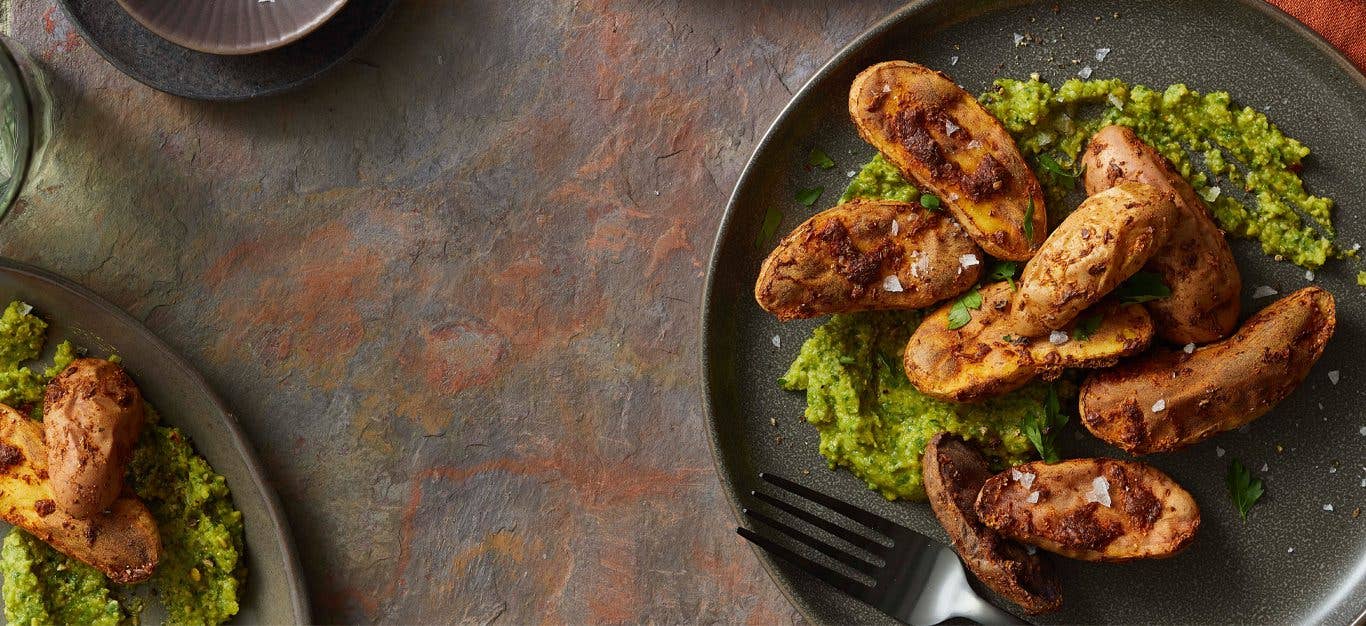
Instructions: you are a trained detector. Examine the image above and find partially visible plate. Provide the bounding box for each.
[114,0,348,56]
[702,0,1366,623]
[0,258,309,624]
[56,0,393,101]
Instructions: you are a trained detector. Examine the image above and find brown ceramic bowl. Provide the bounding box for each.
[114,0,348,56]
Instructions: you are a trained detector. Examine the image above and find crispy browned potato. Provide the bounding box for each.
[1080,286,1335,454]
[44,358,147,518]
[1083,125,1241,344]
[0,403,159,583]
[923,434,1062,614]
[755,199,982,320]
[1012,182,1176,335]
[849,61,1046,260]
[975,458,1200,562]
[904,283,1154,402]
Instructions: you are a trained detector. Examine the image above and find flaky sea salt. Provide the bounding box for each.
[1252,285,1278,299]
[1085,476,1111,507]
[1107,93,1124,110]
[1200,186,1221,202]
[1078,66,1093,79]
[882,275,904,292]
[1216,447,1226,458]
[1359,426,1365,436]
[891,219,899,236]
[959,253,980,268]
[1183,343,1196,354]
[771,335,781,348]
[1261,463,1269,472]
[1329,370,1340,385]
[1049,330,1069,345]
[945,119,960,135]
[950,55,959,65]
[846,170,856,178]
[1324,504,1335,512]
[1026,491,1040,504]
[1306,270,1315,281]
[1152,399,1166,413]
[1013,33,1024,46]
[910,253,930,278]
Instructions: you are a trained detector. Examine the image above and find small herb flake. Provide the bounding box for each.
[796,186,824,207]
[1037,153,1076,190]
[1115,271,1172,303]
[807,148,835,170]
[754,207,783,251]
[988,260,1019,290]
[947,300,971,330]
[1227,459,1265,520]
[960,285,983,310]
[920,193,942,210]
[1023,198,1036,242]
[1073,314,1104,341]
[1023,384,1067,463]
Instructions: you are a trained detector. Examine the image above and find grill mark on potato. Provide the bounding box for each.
[34,499,54,516]
[895,109,951,178]
[816,219,903,289]
[1056,503,1125,551]
[961,153,1009,200]
[0,443,23,470]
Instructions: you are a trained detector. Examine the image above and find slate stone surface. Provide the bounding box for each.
[0,0,901,621]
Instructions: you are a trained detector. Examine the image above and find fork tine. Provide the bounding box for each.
[743,507,881,576]
[751,490,889,555]
[760,472,902,535]
[736,527,872,598]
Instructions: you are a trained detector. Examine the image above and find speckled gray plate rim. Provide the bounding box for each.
[56,0,394,101]
[0,257,310,624]
[701,1,1366,624]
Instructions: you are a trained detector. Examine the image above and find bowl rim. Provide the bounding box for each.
[112,0,349,56]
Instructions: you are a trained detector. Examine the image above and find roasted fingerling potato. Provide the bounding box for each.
[923,434,1063,614]
[975,458,1200,562]
[755,199,982,320]
[0,403,160,584]
[44,358,147,518]
[904,283,1154,402]
[849,62,1046,260]
[1080,286,1335,455]
[1083,125,1241,344]
[1012,182,1176,335]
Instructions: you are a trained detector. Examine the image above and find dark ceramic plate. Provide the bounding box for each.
[56,0,393,101]
[702,0,1366,623]
[0,259,308,623]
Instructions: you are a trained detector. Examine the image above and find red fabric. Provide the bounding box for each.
[1269,0,1366,71]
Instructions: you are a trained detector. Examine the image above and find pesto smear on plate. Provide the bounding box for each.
[0,301,245,625]
[786,76,1342,499]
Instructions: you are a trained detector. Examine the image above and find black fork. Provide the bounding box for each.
[737,472,1026,625]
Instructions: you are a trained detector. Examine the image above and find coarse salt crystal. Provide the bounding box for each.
[950,55,959,65]
[846,170,856,178]
[1261,463,1269,472]
[1200,186,1221,202]
[1095,48,1111,61]
[966,139,982,149]
[1361,478,1365,487]
[959,253,980,268]
[1216,447,1225,458]
[1183,343,1196,354]
[1252,285,1278,299]
[1288,547,1294,553]
[1306,270,1315,281]
[1012,468,1024,481]
[1324,504,1334,512]
[1021,472,1035,488]
[882,83,892,93]
[1049,330,1069,345]
[771,335,781,348]
[910,254,930,278]
[1328,370,1340,385]
[1026,491,1040,503]
[1353,243,1362,252]
[16,303,31,315]
[1107,93,1124,110]
[945,119,960,135]
[1078,66,1093,79]
[1013,33,1024,46]
[882,275,904,292]
[891,219,900,236]
[1328,466,1337,474]
[1359,426,1366,436]
[1152,399,1166,413]
[1085,476,1111,507]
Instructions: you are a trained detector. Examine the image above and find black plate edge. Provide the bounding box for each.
[698,1,1366,625]
[0,257,311,624]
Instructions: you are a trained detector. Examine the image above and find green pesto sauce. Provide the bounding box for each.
[979,76,1338,268]
[781,311,1048,500]
[0,301,244,626]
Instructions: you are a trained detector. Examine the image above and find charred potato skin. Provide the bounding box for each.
[755,199,982,320]
[1012,182,1177,335]
[849,61,1046,260]
[1080,286,1336,455]
[0,403,160,584]
[44,358,147,518]
[1083,125,1241,344]
[904,282,1154,402]
[923,434,1062,614]
[975,458,1200,562]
